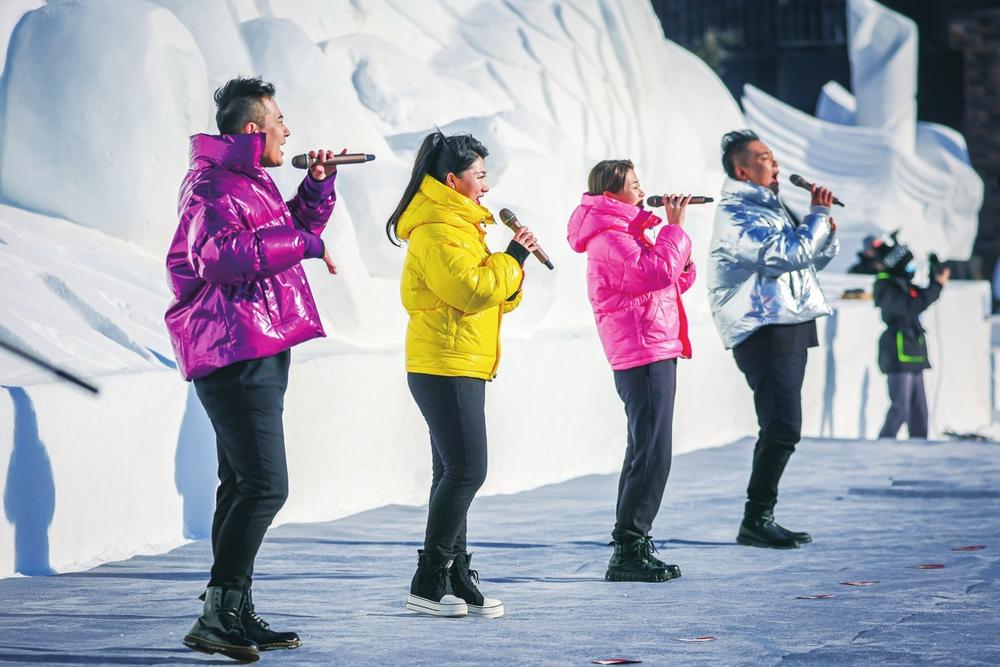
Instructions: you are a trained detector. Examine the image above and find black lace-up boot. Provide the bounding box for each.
[405,549,468,617]
[638,537,682,579]
[183,587,259,663]
[241,588,301,651]
[605,539,672,583]
[450,552,504,618]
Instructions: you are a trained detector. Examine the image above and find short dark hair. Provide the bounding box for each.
[720,129,760,178]
[587,159,634,196]
[214,76,276,135]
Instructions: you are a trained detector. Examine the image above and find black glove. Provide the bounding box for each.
[505,239,530,266]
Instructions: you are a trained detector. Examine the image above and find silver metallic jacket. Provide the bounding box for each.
[707,178,839,349]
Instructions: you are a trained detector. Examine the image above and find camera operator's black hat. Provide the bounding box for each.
[873,233,914,278]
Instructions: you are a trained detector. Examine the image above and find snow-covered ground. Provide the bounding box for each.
[0,435,997,665]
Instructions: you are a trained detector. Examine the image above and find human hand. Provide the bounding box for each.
[663,194,692,226]
[309,148,347,181]
[512,226,539,253]
[811,185,834,208]
[935,266,951,285]
[322,246,337,275]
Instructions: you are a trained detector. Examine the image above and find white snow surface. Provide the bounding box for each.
[743,0,984,271]
[0,436,998,664]
[0,0,990,577]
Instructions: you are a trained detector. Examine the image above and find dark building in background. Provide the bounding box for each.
[652,0,1000,278]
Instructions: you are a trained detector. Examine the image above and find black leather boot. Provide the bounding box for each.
[405,549,468,617]
[737,510,800,549]
[183,587,260,663]
[773,521,812,544]
[241,588,301,651]
[605,540,672,582]
[450,552,504,618]
[638,537,682,579]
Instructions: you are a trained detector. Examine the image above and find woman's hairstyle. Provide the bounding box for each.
[720,129,760,178]
[385,131,489,245]
[587,159,634,196]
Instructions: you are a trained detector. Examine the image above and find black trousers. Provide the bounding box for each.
[879,371,928,438]
[734,350,807,516]
[407,373,488,562]
[611,359,677,543]
[193,350,291,592]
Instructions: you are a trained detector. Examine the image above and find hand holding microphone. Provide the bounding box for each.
[291,150,376,181]
[789,174,845,207]
[499,208,554,270]
[648,194,695,227]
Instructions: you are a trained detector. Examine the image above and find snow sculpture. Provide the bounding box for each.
[742,0,982,270]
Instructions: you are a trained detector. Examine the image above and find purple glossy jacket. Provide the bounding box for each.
[567,193,695,371]
[165,133,336,380]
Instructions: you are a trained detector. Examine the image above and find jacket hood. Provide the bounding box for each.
[397,174,495,241]
[188,132,265,173]
[567,192,659,252]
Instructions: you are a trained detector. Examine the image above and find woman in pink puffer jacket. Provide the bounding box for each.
[566,159,694,584]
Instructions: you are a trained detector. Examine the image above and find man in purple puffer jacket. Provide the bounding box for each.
[165,76,339,662]
[568,159,694,584]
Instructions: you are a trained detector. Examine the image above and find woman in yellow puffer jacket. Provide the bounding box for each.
[386,131,538,619]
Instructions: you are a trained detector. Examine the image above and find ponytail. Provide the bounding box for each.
[385,130,489,245]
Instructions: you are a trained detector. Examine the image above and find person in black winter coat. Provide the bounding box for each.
[873,239,950,438]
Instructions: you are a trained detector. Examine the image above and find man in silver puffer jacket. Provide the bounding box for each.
[707,130,839,549]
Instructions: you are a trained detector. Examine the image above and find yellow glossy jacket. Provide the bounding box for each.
[397,175,524,380]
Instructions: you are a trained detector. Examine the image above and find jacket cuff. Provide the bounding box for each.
[301,232,325,259]
[505,240,531,265]
[301,170,337,201]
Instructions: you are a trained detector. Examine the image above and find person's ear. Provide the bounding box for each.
[241,121,259,135]
[445,172,458,190]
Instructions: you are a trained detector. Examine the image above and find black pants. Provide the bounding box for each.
[193,350,291,592]
[611,359,677,543]
[407,373,488,561]
[879,371,928,438]
[734,350,807,517]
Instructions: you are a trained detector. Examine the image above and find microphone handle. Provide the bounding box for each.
[291,153,375,169]
[647,195,714,206]
[793,177,845,207]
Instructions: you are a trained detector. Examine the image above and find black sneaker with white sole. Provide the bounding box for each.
[405,550,468,617]
[450,552,504,618]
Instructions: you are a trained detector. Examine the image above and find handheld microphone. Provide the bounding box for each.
[646,195,713,207]
[290,152,376,169]
[789,174,845,207]
[498,208,554,270]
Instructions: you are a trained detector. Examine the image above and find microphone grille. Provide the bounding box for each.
[498,208,517,228]
[645,195,662,207]
[291,154,309,169]
[789,174,807,187]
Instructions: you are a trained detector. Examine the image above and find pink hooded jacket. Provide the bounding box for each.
[567,193,695,370]
[165,133,335,380]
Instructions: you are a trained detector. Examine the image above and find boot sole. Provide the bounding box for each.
[405,594,468,617]
[183,634,260,663]
[467,601,504,618]
[605,569,672,583]
[258,638,302,651]
[736,535,800,549]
